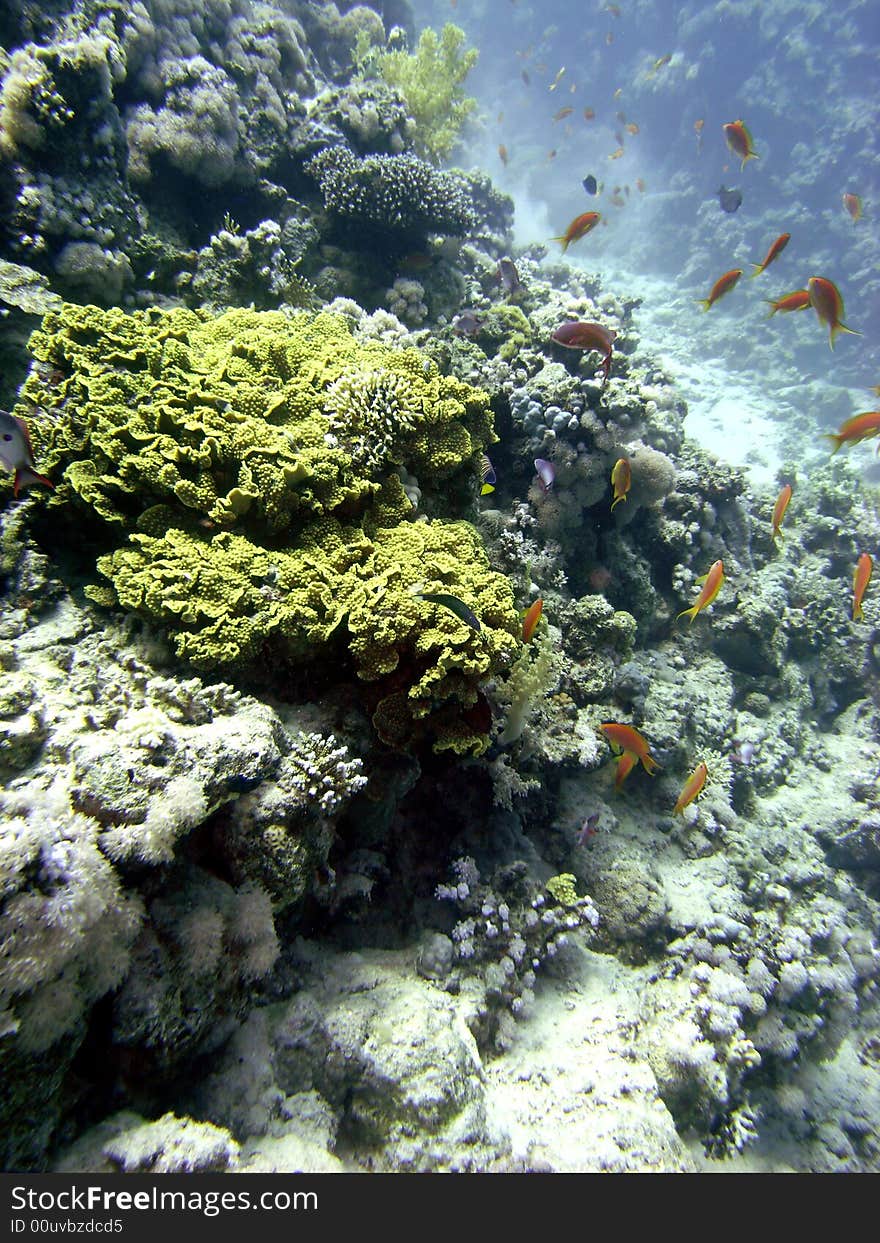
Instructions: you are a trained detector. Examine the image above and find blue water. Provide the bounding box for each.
[422,0,879,388]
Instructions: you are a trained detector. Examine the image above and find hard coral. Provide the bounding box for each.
[20,302,515,752]
[306,145,477,237]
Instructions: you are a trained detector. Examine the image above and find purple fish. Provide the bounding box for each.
[534,458,555,491]
[577,812,600,845]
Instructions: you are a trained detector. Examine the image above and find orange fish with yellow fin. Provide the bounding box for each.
[676,559,725,624]
[674,761,708,815]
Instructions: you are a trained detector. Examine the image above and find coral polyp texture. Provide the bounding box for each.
[18,302,517,752]
[306,146,478,237]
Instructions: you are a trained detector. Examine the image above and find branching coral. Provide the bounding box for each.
[306,146,477,237]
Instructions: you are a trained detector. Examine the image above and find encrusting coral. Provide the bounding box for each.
[17,302,519,752]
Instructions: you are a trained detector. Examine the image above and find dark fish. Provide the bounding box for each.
[717,185,743,213]
[497,257,522,295]
[418,592,482,632]
[452,309,482,336]
[583,173,598,195]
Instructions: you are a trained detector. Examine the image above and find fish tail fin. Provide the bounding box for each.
[610,494,625,511]
[642,755,661,776]
[749,264,764,278]
[854,602,864,622]
[551,235,568,251]
[13,467,53,498]
[764,302,779,316]
[698,298,711,311]
[825,433,843,454]
[675,605,698,624]
[831,321,862,347]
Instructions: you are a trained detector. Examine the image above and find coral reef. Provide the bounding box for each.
[307,146,477,238]
[361,22,478,164]
[13,302,516,751]
[431,855,599,1051]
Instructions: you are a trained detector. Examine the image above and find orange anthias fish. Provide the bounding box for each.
[723,119,759,170]
[583,107,595,121]
[808,276,862,349]
[825,410,880,454]
[610,457,631,510]
[853,553,873,621]
[551,320,616,385]
[613,749,638,790]
[674,761,708,814]
[554,106,574,121]
[766,288,810,316]
[498,144,509,165]
[699,269,743,310]
[750,232,790,277]
[771,483,793,541]
[842,192,862,222]
[552,211,601,251]
[600,723,661,778]
[522,598,543,642]
[676,559,725,624]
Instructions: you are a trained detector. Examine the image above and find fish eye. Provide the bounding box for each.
[2,434,12,441]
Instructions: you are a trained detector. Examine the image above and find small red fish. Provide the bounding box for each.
[750,232,791,278]
[550,321,616,385]
[825,411,880,454]
[522,598,543,642]
[610,457,631,510]
[808,276,862,349]
[676,559,725,624]
[498,143,509,165]
[700,269,743,310]
[765,288,810,316]
[553,106,574,121]
[842,192,862,222]
[723,119,759,170]
[614,749,638,790]
[853,553,873,621]
[625,122,639,135]
[552,211,600,252]
[674,761,708,814]
[771,483,792,542]
[608,146,624,160]
[583,107,595,121]
[600,723,661,776]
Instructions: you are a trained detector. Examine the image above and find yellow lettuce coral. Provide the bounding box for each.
[17,303,514,753]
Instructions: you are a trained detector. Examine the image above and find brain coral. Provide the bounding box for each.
[18,303,516,752]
